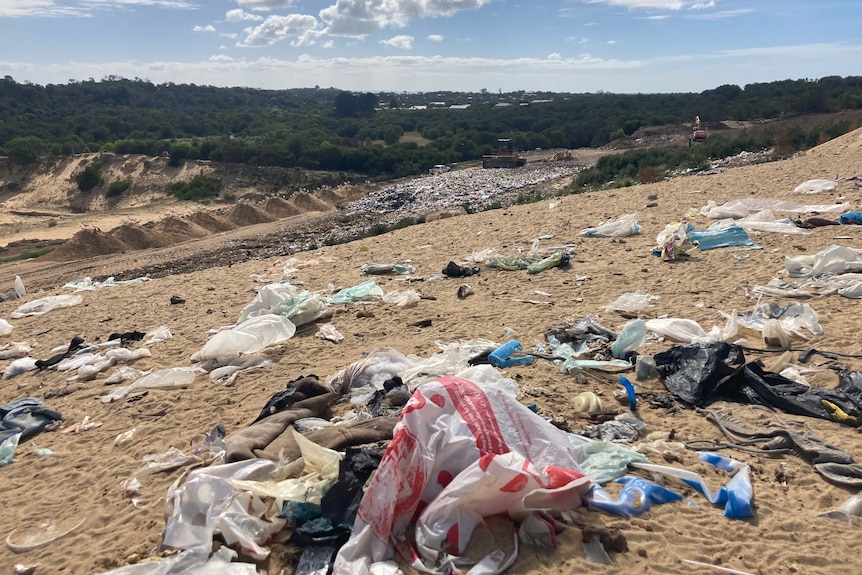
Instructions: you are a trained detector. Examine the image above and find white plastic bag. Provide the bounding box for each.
[794,179,836,194]
[333,376,591,575]
[101,367,199,403]
[11,294,83,318]
[645,315,738,344]
[579,213,641,238]
[0,318,12,336]
[191,314,296,362]
[382,289,421,308]
[239,283,328,327]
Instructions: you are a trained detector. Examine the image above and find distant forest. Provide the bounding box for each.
[2,75,861,180]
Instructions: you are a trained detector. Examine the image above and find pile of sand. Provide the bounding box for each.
[224,203,278,227]
[46,228,131,260]
[185,211,238,233]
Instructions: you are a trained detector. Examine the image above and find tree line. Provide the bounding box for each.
[2,75,861,180]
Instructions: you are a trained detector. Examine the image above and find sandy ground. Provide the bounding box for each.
[1,130,862,575]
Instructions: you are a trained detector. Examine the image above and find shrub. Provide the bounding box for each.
[167,175,222,201]
[106,179,132,198]
[75,164,104,192]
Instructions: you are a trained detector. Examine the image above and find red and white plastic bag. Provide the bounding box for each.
[334,375,591,575]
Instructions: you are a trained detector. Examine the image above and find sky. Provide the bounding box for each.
[1,0,861,94]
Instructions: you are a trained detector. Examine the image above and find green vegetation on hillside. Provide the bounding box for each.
[2,75,861,181]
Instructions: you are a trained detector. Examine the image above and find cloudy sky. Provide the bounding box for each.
[1,0,860,93]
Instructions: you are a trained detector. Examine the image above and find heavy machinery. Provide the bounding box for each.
[690,115,709,145]
[482,138,527,169]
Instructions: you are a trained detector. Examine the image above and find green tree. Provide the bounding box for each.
[5,136,44,164]
[75,164,104,192]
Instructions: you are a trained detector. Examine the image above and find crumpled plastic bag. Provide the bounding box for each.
[11,294,83,318]
[327,279,384,305]
[239,283,329,327]
[333,375,591,575]
[162,458,280,560]
[94,547,258,575]
[604,292,660,314]
[101,367,200,403]
[191,314,296,362]
[794,179,837,194]
[655,220,693,260]
[785,244,862,278]
[579,213,641,238]
[645,314,738,344]
[382,289,421,308]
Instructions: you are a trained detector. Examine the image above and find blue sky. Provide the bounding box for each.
[1,0,861,93]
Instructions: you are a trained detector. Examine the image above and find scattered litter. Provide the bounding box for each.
[6,517,86,553]
[316,323,345,343]
[61,416,102,434]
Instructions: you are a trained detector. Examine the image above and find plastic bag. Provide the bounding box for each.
[101,367,199,403]
[785,245,862,278]
[579,213,641,238]
[604,292,659,314]
[326,279,384,305]
[162,459,280,558]
[794,179,837,194]
[645,314,738,344]
[610,319,646,360]
[239,283,328,327]
[631,452,753,519]
[191,314,296,362]
[94,547,258,575]
[11,294,83,318]
[333,376,591,575]
[0,318,12,336]
[382,289,421,308]
[232,429,342,504]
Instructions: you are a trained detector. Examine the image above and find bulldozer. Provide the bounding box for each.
[482,138,527,169]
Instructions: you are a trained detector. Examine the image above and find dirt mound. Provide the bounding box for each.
[109,224,172,250]
[288,191,332,213]
[316,185,369,207]
[46,228,130,261]
[151,216,210,242]
[262,197,301,218]
[224,203,277,226]
[185,211,238,233]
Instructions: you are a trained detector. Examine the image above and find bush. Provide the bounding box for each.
[167,174,222,201]
[106,179,132,198]
[75,164,104,192]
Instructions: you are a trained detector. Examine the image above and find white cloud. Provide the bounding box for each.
[0,1,81,17]
[582,0,708,9]
[427,34,443,42]
[209,54,235,62]
[4,42,860,94]
[685,8,754,20]
[381,35,413,50]
[193,24,215,32]
[607,39,616,44]
[238,13,320,47]
[637,14,670,19]
[225,8,263,22]
[80,0,197,9]
[0,0,195,17]
[220,32,239,39]
[320,0,492,38]
[235,0,295,10]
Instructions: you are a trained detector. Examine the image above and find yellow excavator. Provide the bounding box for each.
[482,138,527,168]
